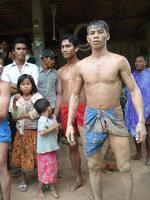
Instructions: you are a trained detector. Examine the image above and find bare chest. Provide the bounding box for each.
[82,63,120,84]
[61,69,75,85]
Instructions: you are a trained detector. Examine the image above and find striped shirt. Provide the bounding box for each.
[37,116,59,154]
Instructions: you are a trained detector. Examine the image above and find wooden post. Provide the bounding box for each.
[32,0,45,66]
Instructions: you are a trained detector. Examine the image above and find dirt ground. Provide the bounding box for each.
[10,138,150,200]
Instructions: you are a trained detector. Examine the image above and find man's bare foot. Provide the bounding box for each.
[131,154,142,160]
[51,185,59,198]
[70,180,82,192]
[90,196,95,200]
[145,157,150,166]
[37,190,45,199]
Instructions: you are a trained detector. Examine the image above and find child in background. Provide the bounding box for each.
[11,74,42,192]
[34,98,60,198]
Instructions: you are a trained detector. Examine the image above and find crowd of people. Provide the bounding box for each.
[0,19,149,200]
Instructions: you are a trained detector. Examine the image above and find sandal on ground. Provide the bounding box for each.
[18,184,28,192]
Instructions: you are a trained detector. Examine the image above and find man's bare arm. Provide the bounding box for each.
[11,83,17,95]
[120,57,146,142]
[67,66,84,125]
[54,69,63,117]
[66,65,84,144]
[0,81,10,120]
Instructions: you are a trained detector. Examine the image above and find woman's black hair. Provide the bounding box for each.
[17,74,37,95]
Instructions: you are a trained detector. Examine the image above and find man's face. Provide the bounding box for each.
[13,43,27,60]
[1,41,9,51]
[135,56,147,71]
[61,39,77,59]
[43,57,55,69]
[87,26,110,49]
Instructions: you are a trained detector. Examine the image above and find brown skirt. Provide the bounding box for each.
[11,130,37,172]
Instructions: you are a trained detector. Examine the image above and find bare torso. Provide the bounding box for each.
[0,80,2,95]
[79,52,123,109]
[0,80,10,120]
[0,80,4,95]
[60,63,86,104]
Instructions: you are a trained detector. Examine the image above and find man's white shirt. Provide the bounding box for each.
[1,61,39,85]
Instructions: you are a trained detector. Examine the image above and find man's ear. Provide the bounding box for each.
[12,50,15,56]
[107,33,110,41]
[86,35,90,43]
[75,47,79,53]
[42,57,46,62]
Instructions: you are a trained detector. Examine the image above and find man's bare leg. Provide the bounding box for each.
[77,125,86,147]
[132,142,142,160]
[69,136,82,192]
[145,124,150,166]
[109,135,133,200]
[0,185,3,200]
[78,125,95,199]
[87,149,104,200]
[0,142,11,200]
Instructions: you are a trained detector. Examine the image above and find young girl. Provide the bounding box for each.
[11,74,42,192]
[34,98,60,198]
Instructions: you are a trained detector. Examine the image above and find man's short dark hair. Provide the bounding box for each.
[87,20,109,33]
[41,49,56,59]
[34,98,50,115]
[135,54,148,62]
[12,37,28,50]
[61,33,79,47]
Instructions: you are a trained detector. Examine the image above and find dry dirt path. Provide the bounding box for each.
[11,139,150,200]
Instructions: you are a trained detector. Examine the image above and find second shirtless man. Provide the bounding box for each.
[54,34,86,191]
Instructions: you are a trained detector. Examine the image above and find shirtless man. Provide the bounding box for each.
[0,80,11,200]
[66,20,146,200]
[54,34,86,191]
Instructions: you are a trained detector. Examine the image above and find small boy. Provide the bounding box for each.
[34,98,60,198]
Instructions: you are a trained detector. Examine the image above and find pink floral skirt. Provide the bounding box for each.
[37,152,58,184]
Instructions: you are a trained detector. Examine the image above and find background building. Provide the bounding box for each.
[0,0,150,66]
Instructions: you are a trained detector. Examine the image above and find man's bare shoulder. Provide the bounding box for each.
[76,56,91,70]
[109,52,128,63]
[109,52,130,69]
[79,56,91,65]
[58,65,66,75]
